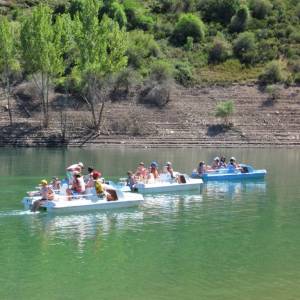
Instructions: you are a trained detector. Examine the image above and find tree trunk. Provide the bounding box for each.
[4,68,12,126]
[95,101,105,132]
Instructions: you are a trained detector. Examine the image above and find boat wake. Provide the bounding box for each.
[0,210,38,217]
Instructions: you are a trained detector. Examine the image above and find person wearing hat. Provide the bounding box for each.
[31,180,54,212]
[227,157,242,172]
[92,172,113,201]
[165,161,175,179]
[211,157,220,170]
[149,161,159,180]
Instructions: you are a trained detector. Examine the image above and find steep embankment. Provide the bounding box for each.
[0,84,299,147]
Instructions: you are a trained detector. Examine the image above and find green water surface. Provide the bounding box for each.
[0,148,299,300]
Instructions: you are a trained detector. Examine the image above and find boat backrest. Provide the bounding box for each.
[59,183,68,196]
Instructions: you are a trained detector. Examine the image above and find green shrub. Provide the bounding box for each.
[174,61,195,86]
[233,32,257,64]
[123,0,146,30]
[294,73,300,84]
[257,39,278,62]
[296,3,300,19]
[68,0,84,18]
[209,35,232,63]
[265,85,281,100]
[149,60,174,83]
[289,31,300,43]
[215,100,234,125]
[127,30,161,68]
[198,0,240,25]
[290,60,300,73]
[111,67,141,99]
[229,5,250,33]
[99,1,127,28]
[258,61,285,85]
[135,14,154,31]
[171,13,205,46]
[250,0,272,19]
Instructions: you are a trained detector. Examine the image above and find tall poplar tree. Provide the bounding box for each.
[20,4,64,127]
[75,0,128,132]
[0,17,20,126]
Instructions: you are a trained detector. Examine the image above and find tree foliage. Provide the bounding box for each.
[21,4,65,127]
[0,17,20,125]
[171,13,205,46]
[74,0,128,131]
[198,0,240,24]
[229,5,250,33]
[233,32,257,64]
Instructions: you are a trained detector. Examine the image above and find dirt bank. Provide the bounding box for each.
[0,83,299,148]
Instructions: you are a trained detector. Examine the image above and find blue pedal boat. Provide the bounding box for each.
[191,164,267,181]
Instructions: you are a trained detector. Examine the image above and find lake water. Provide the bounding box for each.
[0,148,300,300]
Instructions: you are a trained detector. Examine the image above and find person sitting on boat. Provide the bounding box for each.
[93,171,113,201]
[211,157,221,169]
[220,156,227,168]
[66,162,84,184]
[126,171,137,191]
[50,177,61,190]
[66,171,86,199]
[31,180,54,212]
[165,161,175,179]
[197,161,206,175]
[227,157,242,172]
[134,162,148,180]
[149,161,159,180]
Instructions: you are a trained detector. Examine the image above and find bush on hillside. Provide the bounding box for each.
[198,0,240,25]
[139,83,171,107]
[250,0,272,19]
[233,32,257,64]
[127,30,161,68]
[149,60,174,83]
[122,0,154,31]
[151,0,196,14]
[258,61,285,85]
[215,100,234,125]
[171,13,205,46]
[174,61,195,86]
[99,1,127,28]
[257,39,278,62]
[296,3,300,19]
[68,0,84,18]
[229,5,250,33]
[265,85,281,101]
[209,35,232,63]
[111,68,141,100]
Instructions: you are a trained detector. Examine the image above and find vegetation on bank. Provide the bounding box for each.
[0,0,299,132]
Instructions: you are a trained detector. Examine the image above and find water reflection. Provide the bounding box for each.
[203,180,266,200]
[26,210,144,252]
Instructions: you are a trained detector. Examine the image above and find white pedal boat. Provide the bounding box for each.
[134,174,203,194]
[22,189,144,213]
